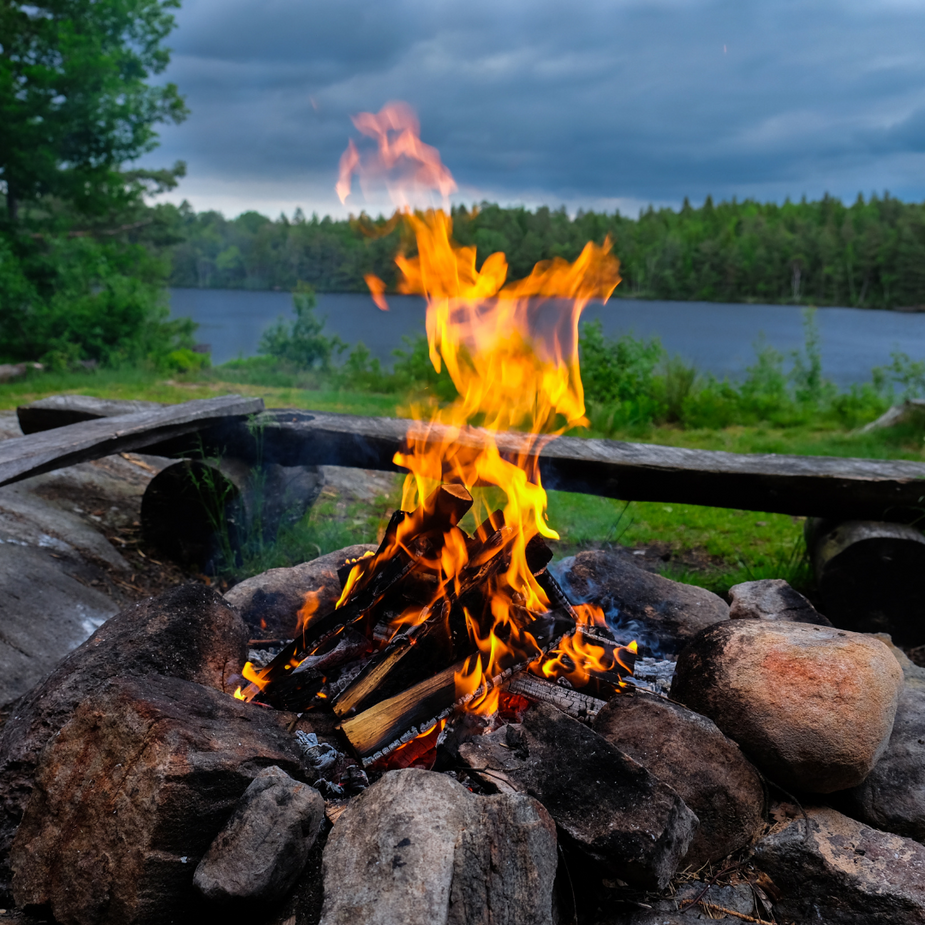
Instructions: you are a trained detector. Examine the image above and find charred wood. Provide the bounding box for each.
[339,609,575,765]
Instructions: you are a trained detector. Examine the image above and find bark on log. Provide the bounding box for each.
[0,395,264,488]
[147,408,925,523]
[805,518,925,645]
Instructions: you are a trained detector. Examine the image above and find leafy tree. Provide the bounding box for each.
[0,0,187,221]
[0,0,193,366]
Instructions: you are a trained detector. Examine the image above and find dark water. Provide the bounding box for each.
[169,288,925,387]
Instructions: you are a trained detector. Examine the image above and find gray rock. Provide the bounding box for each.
[0,583,248,898]
[871,633,925,692]
[671,620,903,793]
[752,804,925,924]
[194,765,324,904]
[843,687,925,842]
[459,702,698,890]
[728,578,832,626]
[0,544,118,705]
[593,691,766,868]
[319,768,557,925]
[559,550,729,655]
[11,675,305,925]
[225,544,377,639]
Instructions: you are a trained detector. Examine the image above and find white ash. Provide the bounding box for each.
[627,657,676,696]
[323,660,366,699]
[294,731,340,774]
[247,643,288,668]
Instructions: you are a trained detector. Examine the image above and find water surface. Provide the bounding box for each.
[169,288,925,387]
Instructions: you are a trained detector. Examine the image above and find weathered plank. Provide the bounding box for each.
[21,401,925,521]
[17,394,164,434]
[148,408,925,523]
[0,395,265,487]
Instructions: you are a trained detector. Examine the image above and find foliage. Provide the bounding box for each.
[0,0,190,367]
[258,284,347,370]
[871,350,925,401]
[169,194,925,310]
[0,233,195,366]
[0,0,187,220]
[578,309,891,434]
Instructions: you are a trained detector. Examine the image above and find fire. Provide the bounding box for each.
[337,103,623,712]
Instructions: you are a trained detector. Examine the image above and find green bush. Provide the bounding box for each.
[575,309,891,434]
[258,284,346,369]
[0,232,195,367]
[162,348,209,373]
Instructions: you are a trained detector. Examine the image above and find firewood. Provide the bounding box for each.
[257,485,473,702]
[339,609,576,765]
[503,674,608,720]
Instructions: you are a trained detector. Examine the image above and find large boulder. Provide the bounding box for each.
[459,702,697,890]
[671,620,902,793]
[842,687,925,842]
[224,544,377,639]
[0,583,248,896]
[11,675,305,925]
[752,804,925,924]
[319,768,558,925]
[558,550,728,656]
[592,691,766,868]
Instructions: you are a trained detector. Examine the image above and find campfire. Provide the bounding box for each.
[234,103,636,769]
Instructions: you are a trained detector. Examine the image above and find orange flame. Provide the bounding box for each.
[337,102,456,207]
[336,104,623,712]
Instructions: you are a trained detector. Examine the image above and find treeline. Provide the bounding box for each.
[168,193,925,310]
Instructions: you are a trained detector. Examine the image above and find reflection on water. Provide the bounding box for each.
[168,288,925,387]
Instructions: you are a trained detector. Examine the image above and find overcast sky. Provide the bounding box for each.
[145,0,925,219]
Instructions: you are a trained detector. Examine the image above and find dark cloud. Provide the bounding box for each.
[147,0,925,216]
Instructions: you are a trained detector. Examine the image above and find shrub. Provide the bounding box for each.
[258,284,346,369]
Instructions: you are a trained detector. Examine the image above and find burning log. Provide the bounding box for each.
[339,609,575,766]
[503,673,608,720]
[252,484,473,707]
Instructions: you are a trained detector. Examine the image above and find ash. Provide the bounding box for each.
[627,657,676,696]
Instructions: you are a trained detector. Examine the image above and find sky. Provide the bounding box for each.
[146,0,925,220]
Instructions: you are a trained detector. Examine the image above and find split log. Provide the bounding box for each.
[146,407,925,523]
[17,394,162,434]
[0,394,264,488]
[805,518,925,645]
[256,485,473,705]
[339,609,575,765]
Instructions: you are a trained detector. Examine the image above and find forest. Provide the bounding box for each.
[167,193,925,310]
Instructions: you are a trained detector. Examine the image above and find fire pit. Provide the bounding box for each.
[2,104,924,925]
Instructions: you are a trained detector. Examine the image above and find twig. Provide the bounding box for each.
[696,903,776,924]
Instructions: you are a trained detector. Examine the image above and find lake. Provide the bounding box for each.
[168,288,925,387]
